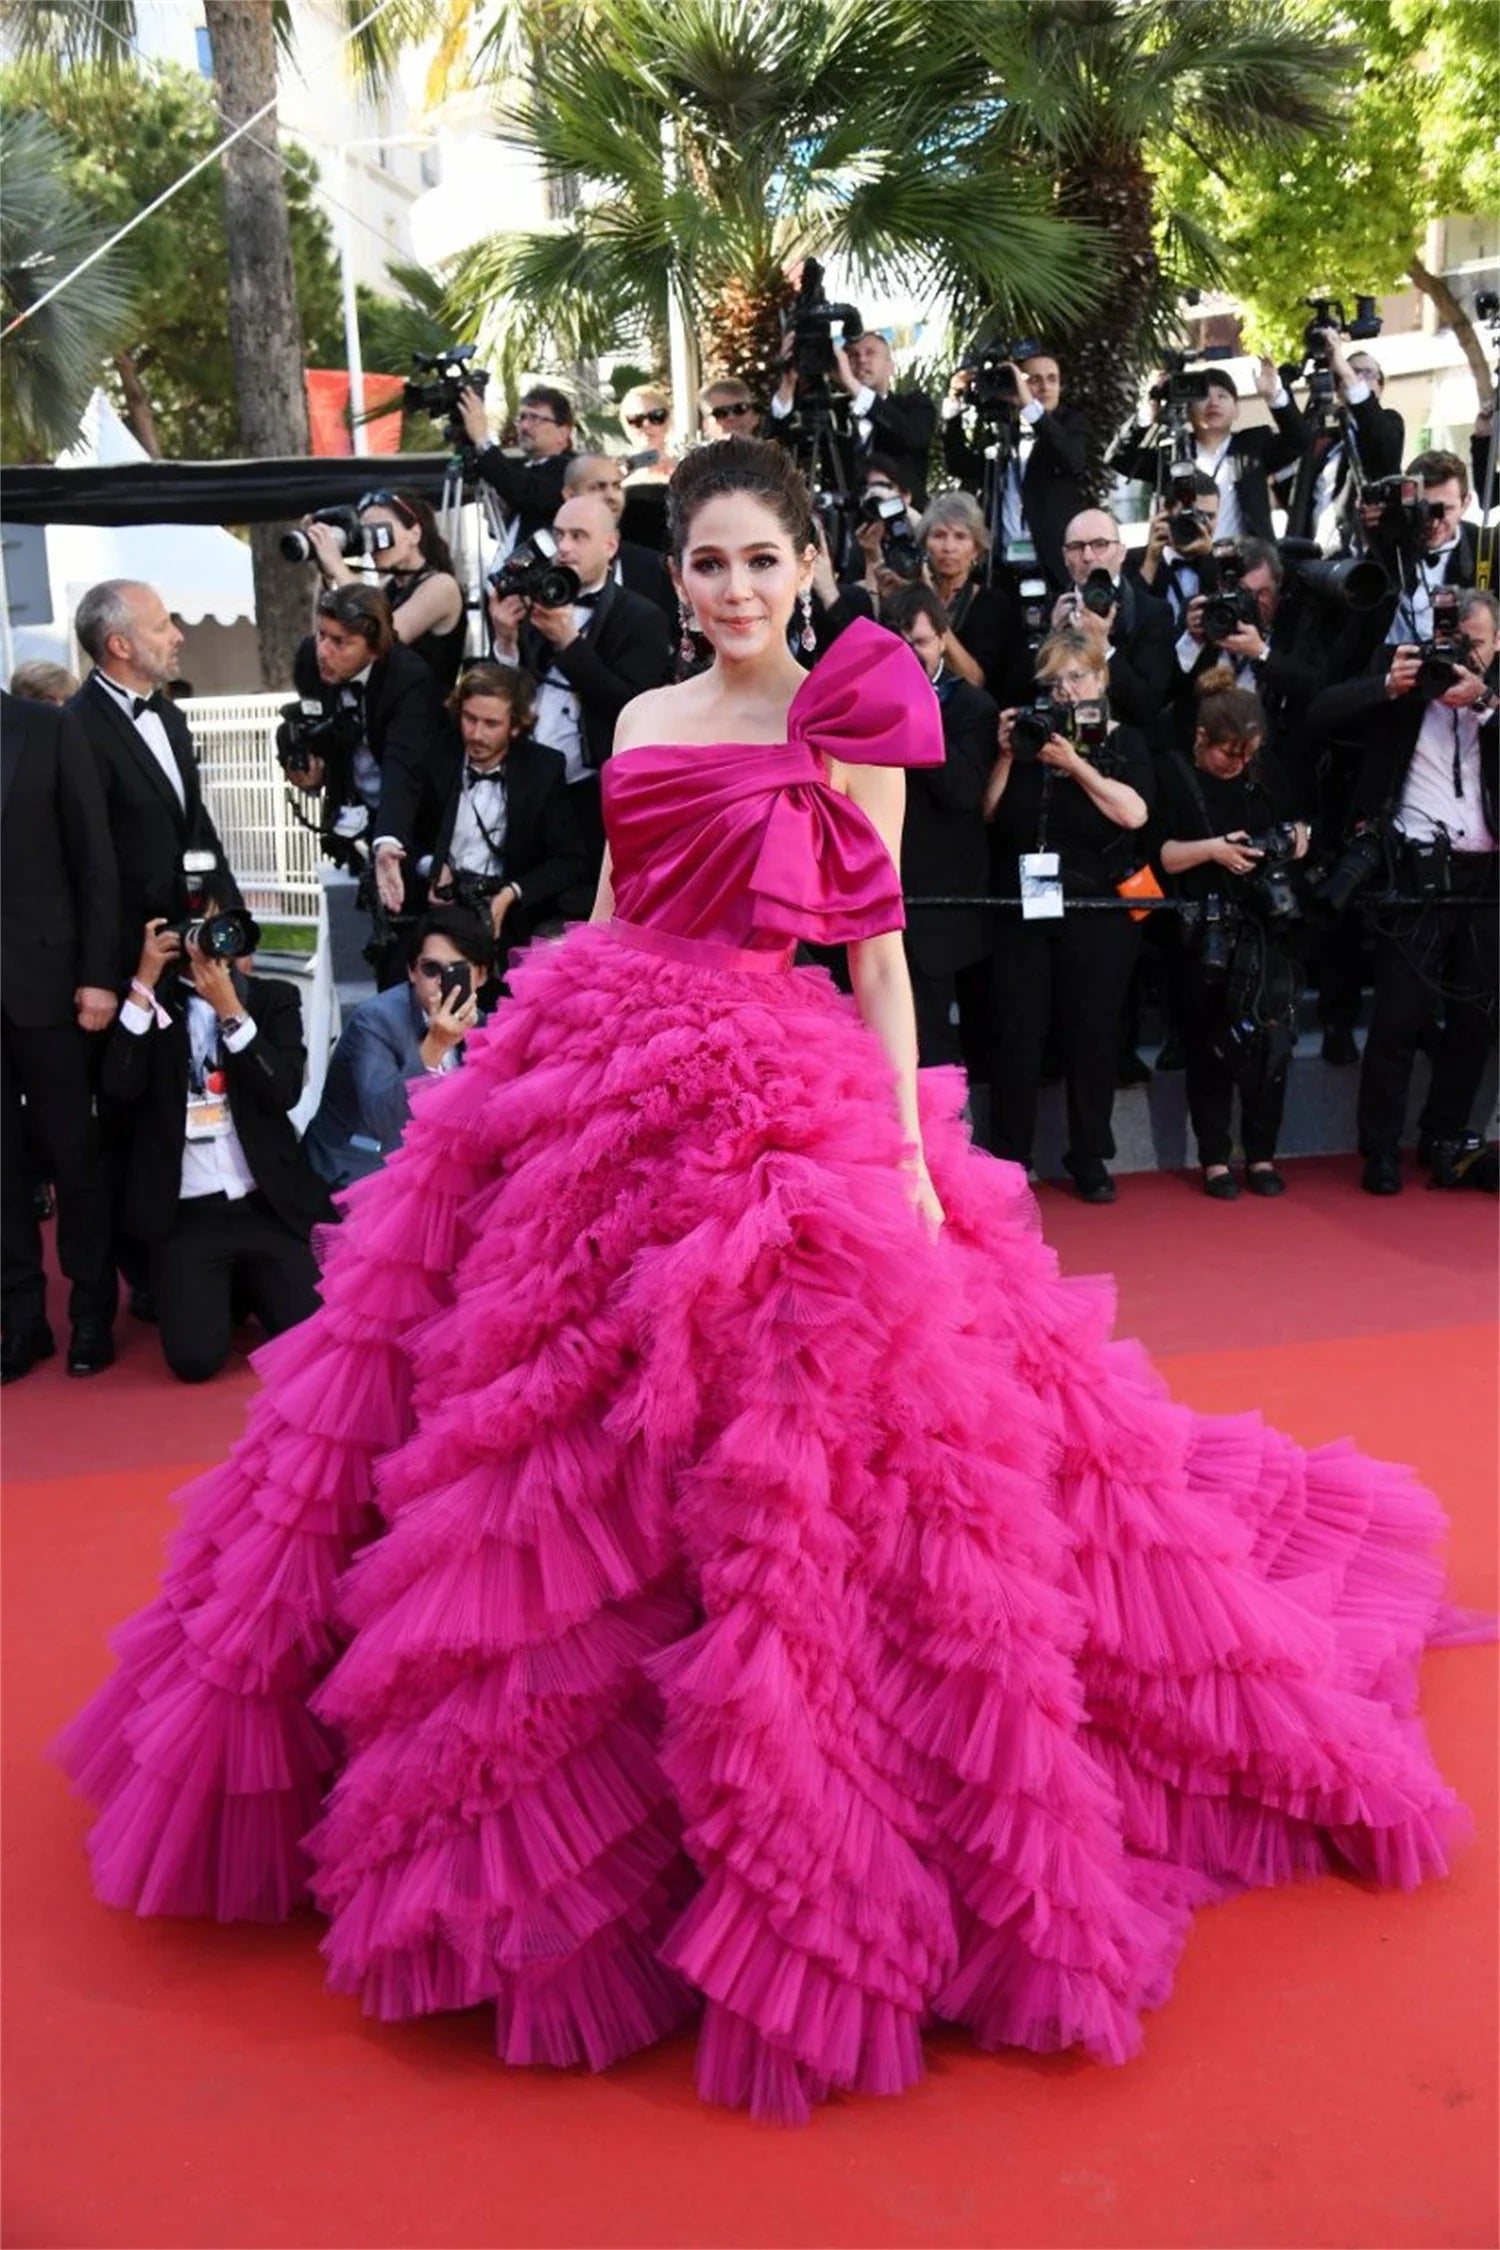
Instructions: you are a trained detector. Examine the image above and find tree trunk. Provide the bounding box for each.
[703,266,789,400]
[113,350,163,457]
[203,0,312,689]
[1408,252,1494,406]
[1053,153,1159,500]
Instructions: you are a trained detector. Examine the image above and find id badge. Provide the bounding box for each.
[186,1064,231,1142]
[1019,851,1064,921]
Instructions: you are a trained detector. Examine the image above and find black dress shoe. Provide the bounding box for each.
[31,1183,55,1221]
[1203,1168,1240,1200]
[128,1285,157,1323]
[1,1324,56,1384]
[1246,1165,1287,1197]
[1361,1150,1402,1196]
[67,1325,116,1377]
[1320,1025,1359,1066]
[1153,1033,1186,1071]
[1116,1051,1153,1089]
[1074,1170,1117,1205]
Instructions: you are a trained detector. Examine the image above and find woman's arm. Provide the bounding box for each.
[1040,737,1148,829]
[589,843,615,923]
[837,761,943,1230]
[941,627,985,689]
[390,571,463,642]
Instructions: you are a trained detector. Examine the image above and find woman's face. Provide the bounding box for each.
[924,518,979,581]
[1047,658,1108,707]
[361,503,421,571]
[675,492,812,664]
[1197,730,1260,779]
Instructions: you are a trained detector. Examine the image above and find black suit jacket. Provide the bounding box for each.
[1307,672,1499,834]
[1110,398,1310,541]
[773,386,937,507]
[518,578,674,773]
[291,638,458,863]
[618,540,676,623]
[429,735,587,928]
[902,673,997,974]
[1167,586,1329,763]
[1,692,121,1026]
[100,972,333,1244]
[68,671,240,984]
[1331,524,1480,677]
[941,402,1091,588]
[474,445,575,541]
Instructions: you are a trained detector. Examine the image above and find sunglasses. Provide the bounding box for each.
[414,957,459,979]
[626,408,669,428]
[708,402,754,422]
[357,489,408,515]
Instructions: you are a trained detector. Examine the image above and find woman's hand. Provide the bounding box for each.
[1211,831,1263,877]
[134,917,180,991]
[905,1153,945,1234]
[304,518,352,582]
[809,517,839,606]
[1038,732,1085,777]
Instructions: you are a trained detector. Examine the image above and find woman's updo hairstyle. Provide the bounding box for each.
[1195,661,1266,748]
[667,435,815,561]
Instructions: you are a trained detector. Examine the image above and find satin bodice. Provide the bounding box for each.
[603,618,944,950]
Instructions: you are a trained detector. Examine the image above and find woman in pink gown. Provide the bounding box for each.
[59,439,1483,2125]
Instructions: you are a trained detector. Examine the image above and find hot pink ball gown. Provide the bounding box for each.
[58,619,1484,2123]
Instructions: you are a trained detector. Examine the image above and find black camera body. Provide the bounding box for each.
[1301,293,1382,360]
[437,869,506,920]
[171,849,259,961]
[1366,474,1435,553]
[276,696,361,783]
[1166,466,1211,553]
[488,530,581,611]
[280,506,397,568]
[404,343,489,449]
[1150,347,1234,411]
[1011,697,1109,761]
[859,489,923,580]
[1078,566,1116,619]
[1201,545,1259,643]
[957,334,1042,417]
[1416,588,1466,696]
[785,259,863,392]
[1016,575,1050,653]
[1239,822,1303,925]
[1314,817,1396,915]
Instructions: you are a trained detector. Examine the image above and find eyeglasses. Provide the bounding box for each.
[516,409,560,426]
[1051,667,1106,691]
[1062,536,1119,557]
[626,408,669,428]
[708,402,754,422]
[578,475,623,493]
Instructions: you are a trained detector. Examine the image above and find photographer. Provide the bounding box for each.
[103,912,331,1383]
[488,493,672,895]
[985,626,1154,1202]
[1127,471,1222,629]
[560,455,676,621]
[912,492,1020,702]
[301,488,466,693]
[302,907,491,1193]
[771,327,935,506]
[1156,669,1309,1198]
[427,664,586,971]
[942,344,1089,589]
[1050,507,1175,731]
[1306,589,1498,1196]
[287,585,458,931]
[1111,359,1307,543]
[882,583,998,1069]
[1293,331,1405,550]
[1172,538,1326,760]
[458,383,576,544]
[1357,451,1478,660]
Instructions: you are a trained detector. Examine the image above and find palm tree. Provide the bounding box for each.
[944,0,1351,479]
[448,0,1109,404]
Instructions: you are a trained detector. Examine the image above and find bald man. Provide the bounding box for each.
[561,455,675,621]
[491,493,673,904]
[1046,507,1176,731]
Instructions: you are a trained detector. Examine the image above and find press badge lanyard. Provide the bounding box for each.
[1020,771,1064,920]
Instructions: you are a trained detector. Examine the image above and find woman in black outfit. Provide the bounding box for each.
[305,487,467,692]
[986,626,1154,1202]
[1156,666,1309,1199]
[914,491,1021,704]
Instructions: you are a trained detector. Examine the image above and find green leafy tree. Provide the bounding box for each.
[1149,0,1500,398]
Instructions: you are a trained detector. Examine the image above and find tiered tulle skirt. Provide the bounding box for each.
[57,921,1481,2121]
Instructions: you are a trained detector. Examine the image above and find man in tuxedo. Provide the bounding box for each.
[457,382,576,546]
[1111,359,1308,544]
[1357,450,1478,659]
[67,579,240,984]
[302,907,491,1192]
[103,913,332,1382]
[883,584,998,1069]
[770,331,936,507]
[1126,472,1222,632]
[1307,589,1498,1194]
[1281,330,1405,549]
[286,584,458,927]
[941,346,1090,588]
[427,663,586,968]
[1047,508,1175,732]
[560,453,676,621]
[488,493,673,901]
[1169,537,1327,762]
[1,692,121,1381]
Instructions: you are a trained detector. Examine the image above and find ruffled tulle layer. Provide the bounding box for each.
[56,921,1483,2121]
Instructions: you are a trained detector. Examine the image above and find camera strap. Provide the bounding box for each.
[459,768,508,872]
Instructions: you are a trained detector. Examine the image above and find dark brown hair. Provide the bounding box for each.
[881,581,948,640]
[667,435,815,560]
[448,661,537,735]
[359,486,456,577]
[1408,447,1469,498]
[1195,661,1267,747]
[316,582,393,659]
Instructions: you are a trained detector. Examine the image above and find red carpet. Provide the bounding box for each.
[4,1158,1495,2248]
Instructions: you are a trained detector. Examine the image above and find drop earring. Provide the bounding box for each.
[678,604,698,667]
[799,587,817,654]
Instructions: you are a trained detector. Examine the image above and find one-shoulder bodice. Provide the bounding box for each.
[603,618,944,950]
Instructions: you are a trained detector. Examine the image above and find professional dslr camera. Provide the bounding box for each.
[404,343,489,450]
[1149,346,1235,410]
[955,334,1042,419]
[280,505,397,568]
[487,528,580,611]
[275,696,362,783]
[172,849,260,960]
[858,489,923,580]
[1165,465,1212,553]
[1238,822,1303,927]
[1299,292,1382,408]
[1010,696,1110,761]
[1416,587,1467,696]
[1364,474,1434,554]
[783,259,863,398]
[1200,544,1260,644]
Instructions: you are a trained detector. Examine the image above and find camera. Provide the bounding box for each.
[1200,545,1260,643]
[1302,293,1382,358]
[1010,697,1109,761]
[1166,467,1211,552]
[1239,822,1303,926]
[280,505,397,568]
[172,850,260,961]
[1416,588,1466,696]
[404,343,489,449]
[435,870,506,920]
[1314,817,1395,914]
[784,259,863,393]
[1183,890,1235,977]
[1150,346,1235,410]
[1016,575,1050,652]
[488,530,581,611]
[859,489,923,580]
[956,335,1041,417]
[275,697,360,781]
[1365,474,1434,551]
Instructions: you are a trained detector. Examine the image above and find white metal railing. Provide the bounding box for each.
[182,693,324,924]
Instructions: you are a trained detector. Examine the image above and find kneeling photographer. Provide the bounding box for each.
[291,490,466,693]
[427,664,586,974]
[282,586,458,970]
[103,906,332,1384]
[302,907,492,1193]
[1156,669,1310,1199]
[1306,589,1498,1196]
[985,627,1154,1202]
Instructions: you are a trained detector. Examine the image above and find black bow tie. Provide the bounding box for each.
[575,589,602,611]
[131,692,164,719]
[464,762,505,789]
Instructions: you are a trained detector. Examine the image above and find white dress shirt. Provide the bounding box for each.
[449,762,509,876]
[94,670,186,810]
[119,983,260,1199]
[1387,543,1461,647]
[1396,701,1496,852]
[533,580,608,786]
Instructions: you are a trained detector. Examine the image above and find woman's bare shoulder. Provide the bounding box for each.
[613,678,703,756]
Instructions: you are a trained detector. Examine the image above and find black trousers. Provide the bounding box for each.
[151,1191,319,1383]
[1357,855,1498,1155]
[1,1012,116,1334]
[1181,976,1289,1167]
[988,907,1140,1169]
[906,952,964,1070]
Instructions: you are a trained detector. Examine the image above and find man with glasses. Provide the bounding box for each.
[698,378,762,441]
[458,382,576,545]
[1049,508,1175,730]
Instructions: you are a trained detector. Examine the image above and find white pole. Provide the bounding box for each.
[660,119,698,457]
[339,153,369,456]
